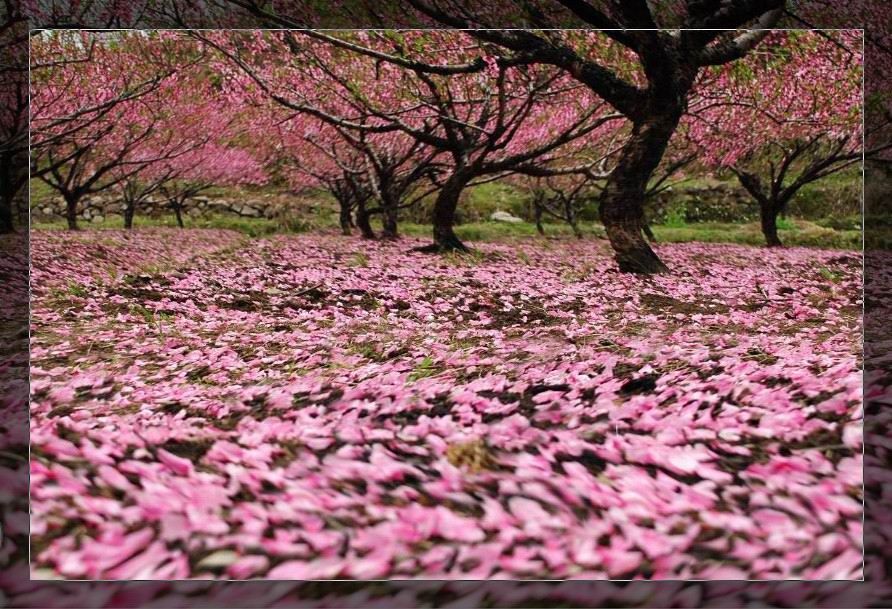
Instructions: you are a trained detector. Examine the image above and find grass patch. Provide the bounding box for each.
[663,203,688,228]
[652,220,859,250]
[31,213,290,238]
[349,252,369,267]
[33,214,858,250]
[399,221,605,241]
[408,356,442,381]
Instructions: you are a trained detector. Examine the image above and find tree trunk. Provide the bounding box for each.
[174,205,184,228]
[123,200,135,230]
[0,196,13,233]
[534,207,545,236]
[65,195,79,230]
[0,163,15,233]
[531,196,545,236]
[380,199,399,240]
[566,202,582,239]
[338,198,352,236]
[599,116,679,274]
[417,171,470,252]
[760,201,783,247]
[355,202,376,240]
[642,220,656,242]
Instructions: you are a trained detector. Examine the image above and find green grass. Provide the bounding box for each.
[463,181,532,221]
[663,204,688,228]
[401,219,858,250]
[652,220,859,249]
[399,221,601,241]
[32,213,293,238]
[28,179,56,203]
[32,213,858,251]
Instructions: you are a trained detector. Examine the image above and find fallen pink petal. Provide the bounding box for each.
[29,230,863,580]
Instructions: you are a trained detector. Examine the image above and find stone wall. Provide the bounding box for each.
[31,192,284,224]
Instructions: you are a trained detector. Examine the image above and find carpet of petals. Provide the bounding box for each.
[29,228,863,580]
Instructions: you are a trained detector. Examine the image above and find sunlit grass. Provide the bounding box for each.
[32,215,859,250]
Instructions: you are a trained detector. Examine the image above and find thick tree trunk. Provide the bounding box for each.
[355,202,376,240]
[0,196,13,233]
[0,154,20,234]
[760,202,783,247]
[338,199,352,236]
[65,195,79,231]
[380,200,399,240]
[0,163,16,233]
[174,206,184,228]
[417,171,471,252]
[123,200,135,230]
[599,116,679,274]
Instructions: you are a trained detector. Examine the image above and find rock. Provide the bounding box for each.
[196,550,239,569]
[490,210,523,224]
[91,214,104,223]
[241,206,262,217]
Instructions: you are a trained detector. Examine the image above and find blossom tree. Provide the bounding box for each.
[0,1,28,233]
[205,1,793,273]
[30,31,210,230]
[332,128,444,240]
[110,72,265,229]
[199,30,621,252]
[155,143,267,227]
[257,106,379,238]
[685,30,867,246]
[270,112,443,240]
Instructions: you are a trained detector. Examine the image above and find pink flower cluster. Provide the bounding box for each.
[29,229,862,580]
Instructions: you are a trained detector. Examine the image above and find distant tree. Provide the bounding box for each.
[29,31,209,229]
[686,31,868,246]
[205,1,791,273]
[154,144,267,228]
[199,30,620,253]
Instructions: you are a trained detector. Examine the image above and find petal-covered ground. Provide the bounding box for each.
[29,228,863,580]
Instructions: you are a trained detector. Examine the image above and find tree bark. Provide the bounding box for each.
[174,205,184,228]
[380,200,399,240]
[64,194,79,230]
[641,220,656,242]
[534,205,545,236]
[0,161,17,233]
[599,116,679,274]
[760,201,783,247]
[566,202,582,239]
[355,201,376,240]
[0,195,13,233]
[417,171,471,252]
[338,198,352,236]
[123,200,135,230]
